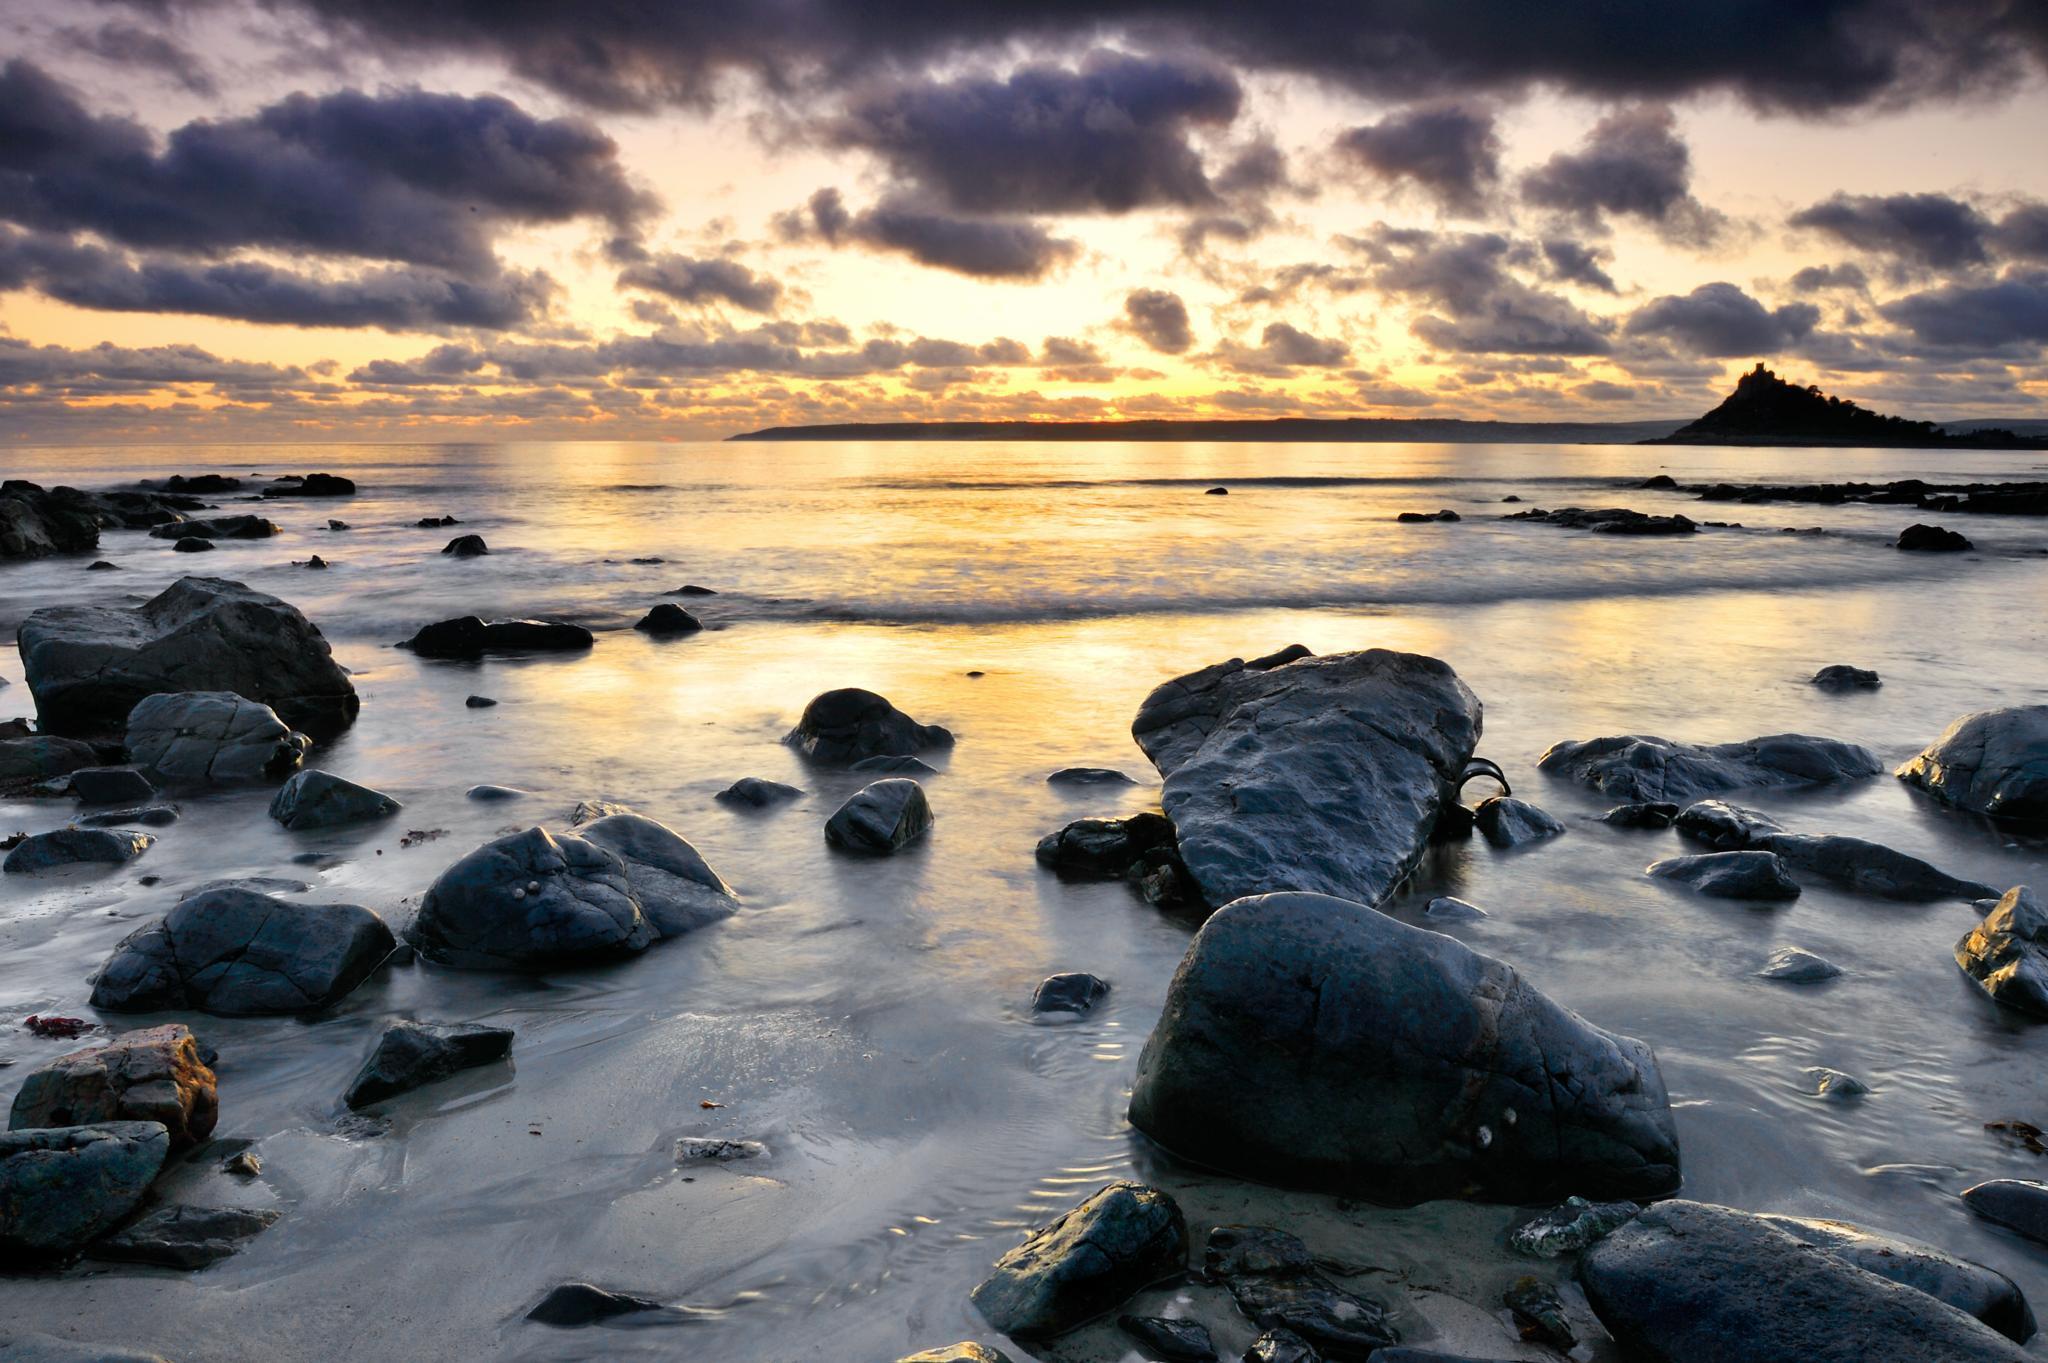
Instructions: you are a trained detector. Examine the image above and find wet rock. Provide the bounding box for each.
[896,1346,1013,1363]
[1640,474,1678,489]
[1130,892,1680,1204]
[269,769,402,830]
[969,1181,1187,1340]
[0,1122,170,1257]
[127,691,310,785]
[79,805,179,829]
[634,603,702,634]
[328,519,349,531]
[343,1021,515,1108]
[417,515,459,528]
[1600,801,1680,828]
[17,577,358,738]
[0,736,101,784]
[1047,767,1137,787]
[440,534,488,557]
[464,695,496,708]
[1758,832,1996,901]
[402,617,594,658]
[1119,1314,1216,1361]
[1396,509,1461,523]
[526,1283,664,1326]
[784,688,953,765]
[1504,506,1697,534]
[1035,812,1177,878]
[1754,1212,2036,1342]
[465,784,527,801]
[8,1024,217,1149]
[1473,796,1564,848]
[1580,1199,2030,1362]
[1206,487,1228,496]
[1647,850,1801,901]
[68,768,155,805]
[824,779,933,854]
[674,1137,766,1162]
[575,811,739,936]
[1963,1180,2048,1246]
[91,887,394,1015]
[851,753,938,776]
[87,559,120,570]
[89,1204,278,1269]
[1813,665,1881,690]
[1205,1225,1397,1359]
[1131,648,1481,909]
[3,828,153,874]
[148,516,278,542]
[263,472,355,497]
[1759,946,1842,982]
[715,777,802,808]
[299,555,329,570]
[1897,705,2048,825]
[171,538,213,553]
[1503,1275,1574,1350]
[669,584,718,596]
[1955,886,2048,1017]
[1,482,101,560]
[1673,799,1784,848]
[1423,895,1488,921]
[1540,732,1882,802]
[1509,1197,1640,1257]
[1242,1331,1318,1363]
[1804,1067,1869,1101]
[1031,973,1109,1014]
[1897,523,1971,551]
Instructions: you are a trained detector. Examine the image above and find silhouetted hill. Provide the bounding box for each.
[1647,364,2048,449]
[730,416,1689,444]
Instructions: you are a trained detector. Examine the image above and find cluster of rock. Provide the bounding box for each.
[1504,506,1698,534]
[1539,729,1883,802]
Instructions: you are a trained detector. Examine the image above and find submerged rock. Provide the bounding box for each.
[268,769,402,830]
[634,603,702,634]
[1580,1200,2030,1362]
[969,1182,1187,1340]
[1423,895,1488,921]
[1131,648,1481,909]
[402,617,594,658]
[89,1204,278,1269]
[148,515,278,542]
[171,537,213,554]
[1504,506,1696,534]
[1759,946,1843,982]
[1963,1180,2048,1247]
[784,688,953,765]
[0,1122,170,1256]
[79,805,178,828]
[1803,1066,1870,1101]
[1647,850,1802,901]
[1897,523,1972,551]
[1673,799,1784,848]
[264,472,355,498]
[8,1024,217,1149]
[1897,705,2048,825]
[1759,832,1996,901]
[1129,892,1680,1204]
[824,779,933,854]
[1812,665,1882,690]
[1539,732,1882,802]
[127,691,309,785]
[1599,801,1680,828]
[1473,796,1564,848]
[715,777,802,808]
[3,828,153,874]
[17,577,357,738]
[1204,1225,1398,1358]
[1955,886,2048,1017]
[1047,766,1137,787]
[1755,1213,2035,1342]
[526,1283,664,1326]
[91,887,394,1015]
[343,1021,515,1108]
[1031,973,1109,1014]
[1035,812,1177,878]
[1397,509,1461,523]
[440,534,488,557]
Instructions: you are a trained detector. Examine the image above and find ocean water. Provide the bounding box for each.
[2,438,2046,1361]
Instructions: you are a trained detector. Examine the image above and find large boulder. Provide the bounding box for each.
[91,887,394,1015]
[1963,1180,2048,1246]
[1754,1213,2035,1342]
[409,816,734,969]
[1128,892,1679,1204]
[17,577,357,738]
[0,1123,170,1257]
[1131,648,1481,909]
[268,769,402,830]
[3,828,153,874]
[1955,886,2048,1017]
[969,1182,1186,1339]
[1897,705,2048,825]
[126,692,309,784]
[1538,731,1883,802]
[343,1021,516,1108]
[263,473,355,497]
[146,515,278,542]
[1580,1200,2030,1362]
[0,736,102,785]
[8,1024,217,1150]
[1130,892,1671,1203]
[401,616,593,658]
[784,688,953,765]
[0,482,100,560]
[824,779,933,854]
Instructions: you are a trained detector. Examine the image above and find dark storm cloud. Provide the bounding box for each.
[1334,103,1500,215]
[1213,321,1350,374]
[218,0,2048,115]
[1998,204,2048,261]
[1790,262,1872,293]
[0,60,653,274]
[785,189,1078,279]
[1788,192,1993,269]
[1123,288,1194,354]
[1625,281,1821,355]
[1521,105,1727,245]
[1539,238,1618,292]
[1345,223,1614,354]
[1879,270,2048,350]
[64,21,218,95]
[616,253,783,313]
[827,51,1241,214]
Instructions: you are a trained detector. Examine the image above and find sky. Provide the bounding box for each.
[3,0,2047,444]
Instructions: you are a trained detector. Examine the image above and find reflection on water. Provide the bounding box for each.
[1,439,2046,1361]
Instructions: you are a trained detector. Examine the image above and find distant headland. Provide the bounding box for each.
[1644,363,2048,449]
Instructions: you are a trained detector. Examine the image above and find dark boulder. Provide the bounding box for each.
[1031,973,1109,1014]
[17,577,357,738]
[343,1021,515,1108]
[715,777,802,808]
[401,617,594,658]
[147,516,278,542]
[1756,1212,2035,1342]
[1046,766,1137,787]
[526,1283,664,1326]
[1131,648,1481,909]
[1897,523,1972,551]
[89,1204,278,1269]
[0,482,100,560]
[1129,892,1679,1204]
[263,473,355,497]
[575,811,739,936]
[80,805,179,828]
[269,769,402,830]
[1758,832,1995,901]
[634,603,702,634]
[1648,850,1802,901]
[69,767,156,805]
[1504,506,1697,534]
[127,692,309,784]
[91,887,394,1015]
[1538,732,1882,802]
[1812,665,1881,690]
[0,1122,170,1257]
[1759,946,1842,982]
[441,534,488,557]
[1396,509,1461,523]
[170,538,213,553]
[0,736,102,785]
[969,1182,1187,1339]
[1036,812,1177,878]
[8,1024,217,1149]
[4,828,154,874]
[824,779,933,854]
[784,688,953,765]
[1897,705,2048,825]
[1473,796,1564,848]
[1955,887,2048,1016]
[1600,801,1680,828]
[1963,1180,2048,1247]
[1673,799,1784,848]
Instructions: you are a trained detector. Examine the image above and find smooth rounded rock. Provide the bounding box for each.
[0,1122,170,1257]
[403,617,593,658]
[1540,732,1883,803]
[127,692,309,785]
[1473,795,1565,848]
[1812,665,1881,690]
[824,779,932,854]
[344,1021,515,1108]
[269,769,402,830]
[1963,1180,2048,1246]
[1758,946,1842,982]
[969,1182,1187,1340]
[715,777,802,808]
[3,828,153,874]
[1031,973,1109,1014]
[785,688,953,765]
[634,603,702,634]
[1647,850,1801,901]
[91,888,394,1015]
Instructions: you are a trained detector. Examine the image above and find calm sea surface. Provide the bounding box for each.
[3,439,2047,1360]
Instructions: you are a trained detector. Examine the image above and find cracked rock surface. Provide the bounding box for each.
[127,692,310,785]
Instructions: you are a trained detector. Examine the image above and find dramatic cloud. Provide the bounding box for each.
[1213,321,1350,374]
[64,21,217,96]
[1521,105,1726,245]
[1790,262,1872,293]
[0,336,309,392]
[1625,281,1821,355]
[1789,192,1993,269]
[1540,238,1618,293]
[1335,103,1500,214]
[782,188,1078,279]
[617,252,782,313]
[1124,288,1194,354]
[1347,224,1614,354]
[1880,270,2048,351]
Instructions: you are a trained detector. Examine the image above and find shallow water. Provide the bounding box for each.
[2,439,2047,1361]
